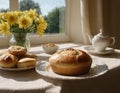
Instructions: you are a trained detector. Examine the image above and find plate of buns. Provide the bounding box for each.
[36,48,108,80]
[0,46,37,71]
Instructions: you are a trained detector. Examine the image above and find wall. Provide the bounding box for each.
[102,0,120,49]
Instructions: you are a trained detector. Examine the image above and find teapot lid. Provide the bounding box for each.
[97,29,108,37]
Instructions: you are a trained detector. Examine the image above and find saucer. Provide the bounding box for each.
[84,45,114,55]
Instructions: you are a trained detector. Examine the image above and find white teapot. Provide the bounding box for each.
[89,29,115,52]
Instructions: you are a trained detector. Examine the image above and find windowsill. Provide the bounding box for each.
[0,33,71,47]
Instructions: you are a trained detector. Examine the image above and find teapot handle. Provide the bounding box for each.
[109,37,115,46]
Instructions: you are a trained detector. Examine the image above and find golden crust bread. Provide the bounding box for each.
[24,53,37,59]
[0,50,10,56]
[17,58,37,68]
[0,53,18,68]
[0,46,38,69]
[8,46,27,56]
[49,48,92,75]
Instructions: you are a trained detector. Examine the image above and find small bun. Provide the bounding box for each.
[0,53,18,68]
[49,48,92,75]
[17,58,37,68]
[0,50,10,56]
[8,46,27,56]
[24,53,37,59]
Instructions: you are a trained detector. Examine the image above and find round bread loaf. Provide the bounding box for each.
[17,58,37,68]
[0,53,18,68]
[49,48,92,75]
[8,46,27,56]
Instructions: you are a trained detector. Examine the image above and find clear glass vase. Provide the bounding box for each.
[9,33,30,50]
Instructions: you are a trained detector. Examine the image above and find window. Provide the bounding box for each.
[19,0,66,34]
[0,0,70,47]
[0,0,9,12]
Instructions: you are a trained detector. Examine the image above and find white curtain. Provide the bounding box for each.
[80,0,103,44]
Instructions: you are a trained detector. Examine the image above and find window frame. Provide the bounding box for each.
[0,0,71,47]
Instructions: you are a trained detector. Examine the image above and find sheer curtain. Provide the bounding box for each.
[81,0,120,49]
[80,0,103,44]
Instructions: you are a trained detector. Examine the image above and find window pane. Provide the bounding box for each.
[0,0,9,12]
[19,0,66,34]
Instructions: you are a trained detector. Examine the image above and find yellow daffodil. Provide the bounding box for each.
[26,9,38,20]
[0,13,4,19]
[5,11,18,25]
[36,22,47,36]
[36,15,47,32]
[18,15,32,29]
[0,21,10,35]
[15,11,23,16]
[36,15,45,24]
[36,27,44,36]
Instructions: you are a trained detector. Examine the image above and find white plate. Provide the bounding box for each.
[84,45,114,55]
[0,66,35,71]
[35,61,108,80]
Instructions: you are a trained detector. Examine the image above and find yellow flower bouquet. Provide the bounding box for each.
[0,9,47,48]
[0,9,47,35]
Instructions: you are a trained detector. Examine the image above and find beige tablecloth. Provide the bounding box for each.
[0,69,62,93]
[0,43,120,93]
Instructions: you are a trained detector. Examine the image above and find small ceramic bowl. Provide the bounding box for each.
[42,43,58,54]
